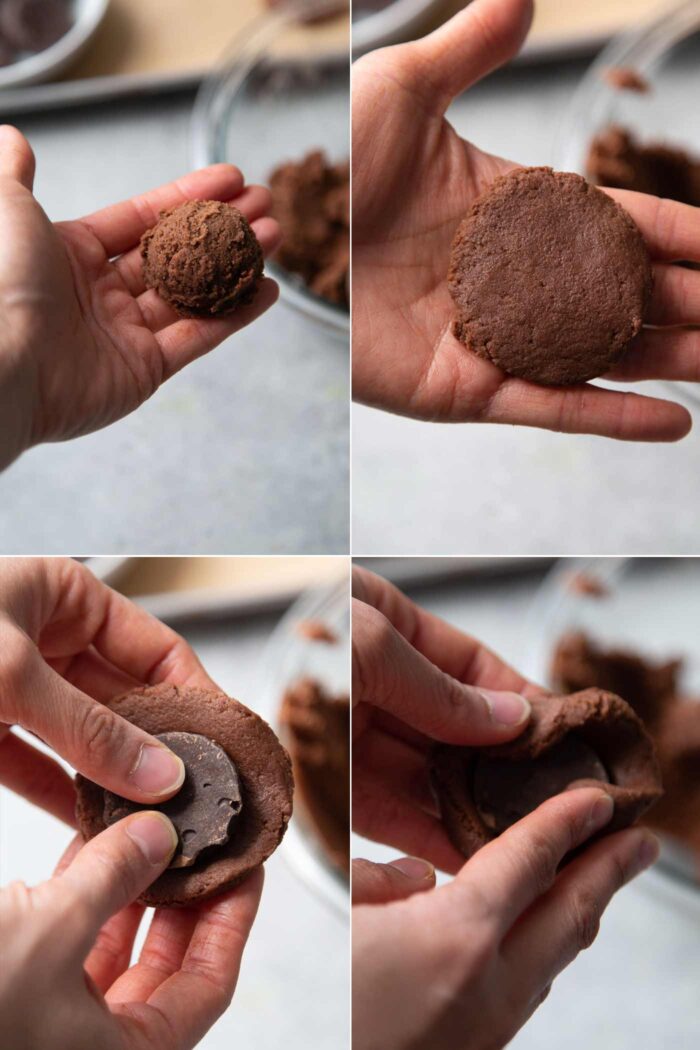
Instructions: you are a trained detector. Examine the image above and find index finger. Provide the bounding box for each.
[603,187,700,263]
[78,164,246,258]
[352,566,538,696]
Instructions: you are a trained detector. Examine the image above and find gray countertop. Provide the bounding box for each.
[352,57,700,556]
[352,562,700,1049]
[0,603,349,1050]
[0,93,349,554]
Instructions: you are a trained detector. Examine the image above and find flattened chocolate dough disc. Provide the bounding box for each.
[75,685,294,906]
[103,732,243,870]
[447,167,652,386]
[431,689,663,859]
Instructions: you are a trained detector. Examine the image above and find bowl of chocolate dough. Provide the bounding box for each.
[192,0,349,337]
[555,0,700,408]
[523,556,700,892]
[258,574,350,917]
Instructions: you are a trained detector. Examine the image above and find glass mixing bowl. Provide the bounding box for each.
[257,575,349,917]
[554,0,700,407]
[192,0,349,337]
[522,556,700,892]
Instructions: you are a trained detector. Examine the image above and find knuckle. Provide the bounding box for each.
[518,829,558,898]
[569,888,602,952]
[73,702,122,765]
[0,631,34,699]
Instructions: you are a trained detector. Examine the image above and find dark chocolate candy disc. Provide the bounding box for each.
[473,735,609,833]
[103,732,243,869]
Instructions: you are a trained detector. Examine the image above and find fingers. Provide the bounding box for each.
[605,328,700,383]
[56,812,178,956]
[145,869,264,1050]
[453,788,616,937]
[482,373,692,442]
[352,857,436,905]
[155,276,280,379]
[84,903,145,994]
[353,767,465,873]
[106,905,199,1003]
[78,164,245,258]
[35,558,215,690]
[0,124,35,190]
[352,567,538,696]
[603,188,700,264]
[502,828,658,993]
[408,0,533,112]
[3,649,185,802]
[647,264,700,326]
[0,730,77,826]
[352,599,530,744]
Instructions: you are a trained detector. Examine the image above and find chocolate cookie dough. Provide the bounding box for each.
[75,684,293,906]
[140,200,264,318]
[269,150,349,308]
[448,167,652,386]
[603,67,650,94]
[551,630,681,729]
[644,699,700,852]
[103,732,243,870]
[280,678,349,873]
[431,690,663,859]
[587,126,700,208]
[0,0,72,53]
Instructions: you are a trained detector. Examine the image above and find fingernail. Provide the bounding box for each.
[586,793,615,834]
[389,856,435,882]
[126,812,178,865]
[627,833,660,881]
[480,690,531,727]
[130,744,185,796]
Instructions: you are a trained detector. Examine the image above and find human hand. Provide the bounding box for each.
[0,125,281,470]
[352,0,698,441]
[0,809,262,1050]
[0,556,218,824]
[352,786,658,1050]
[352,567,660,1050]
[352,565,537,871]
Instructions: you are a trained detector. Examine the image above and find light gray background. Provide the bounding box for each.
[353,560,700,1050]
[352,55,700,555]
[0,602,349,1050]
[0,93,349,554]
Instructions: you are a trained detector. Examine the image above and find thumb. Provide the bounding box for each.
[0,125,35,191]
[52,812,178,959]
[353,602,531,745]
[409,0,533,113]
[352,857,436,905]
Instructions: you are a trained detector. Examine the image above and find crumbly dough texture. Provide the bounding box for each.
[431,689,663,859]
[75,684,293,906]
[140,200,264,318]
[448,166,652,386]
[587,125,700,209]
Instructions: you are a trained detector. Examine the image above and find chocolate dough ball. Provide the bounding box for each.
[279,677,349,873]
[0,0,72,53]
[448,167,652,386]
[431,689,663,859]
[75,684,293,906]
[140,200,264,318]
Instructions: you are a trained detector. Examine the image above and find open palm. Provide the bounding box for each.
[0,126,280,464]
[352,0,700,442]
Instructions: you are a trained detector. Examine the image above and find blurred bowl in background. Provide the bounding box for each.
[554,0,700,408]
[0,0,110,89]
[522,556,700,893]
[351,0,445,55]
[192,0,349,337]
[258,575,349,917]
